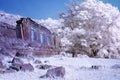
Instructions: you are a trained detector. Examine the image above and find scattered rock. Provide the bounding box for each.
[11,57,23,64]
[38,64,53,70]
[46,66,65,78]
[111,64,120,69]
[44,60,49,63]
[20,63,34,71]
[34,60,42,64]
[15,52,26,57]
[9,64,21,71]
[10,63,34,72]
[90,65,101,70]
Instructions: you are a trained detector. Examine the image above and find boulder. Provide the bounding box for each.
[9,64,21,71]
[46,66,65,78]
[20,63,34,71]
[34,60,42,64]
[10,63,34,72]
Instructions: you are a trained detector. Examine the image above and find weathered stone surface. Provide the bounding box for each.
[20,63,34,71]
[10,63,34,72]
[0,23,16,39]
[0,19,60,59]
[46,66,65,78]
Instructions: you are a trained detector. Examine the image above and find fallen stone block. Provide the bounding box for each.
[20,63,34,71]
[9,64,21,71]
[46,66,65,78]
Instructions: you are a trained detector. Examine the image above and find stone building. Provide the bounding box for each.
[16,18,60,56]
[0,18,60,57]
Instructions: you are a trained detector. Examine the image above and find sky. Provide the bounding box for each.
[0,0,120,20]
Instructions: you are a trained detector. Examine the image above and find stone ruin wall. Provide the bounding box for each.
[0,22,60,58]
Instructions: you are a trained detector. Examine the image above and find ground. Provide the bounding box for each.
[0,55,120,80]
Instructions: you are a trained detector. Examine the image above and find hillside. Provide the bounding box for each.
[0,11,21,26]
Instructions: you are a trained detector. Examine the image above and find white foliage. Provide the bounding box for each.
[72,28,86,35]
[61,37,72,47]
[97,48,109,58]
[61,0,120,58]
[36,18,63,34]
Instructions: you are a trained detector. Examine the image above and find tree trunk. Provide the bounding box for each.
[72,51,77,57]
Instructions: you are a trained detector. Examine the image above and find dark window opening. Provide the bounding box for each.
[31,28,38,42]
[46,36,51,46]
[40,32,51,46]
[16,26,22,39]
[40,32,45,45]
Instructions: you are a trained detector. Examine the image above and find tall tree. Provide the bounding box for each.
[60,0,120,58]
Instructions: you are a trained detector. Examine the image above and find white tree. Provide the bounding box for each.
[36,18,63,37]
[60,0,120,58]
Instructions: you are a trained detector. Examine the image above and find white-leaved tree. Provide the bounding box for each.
[60,0,120,58]
[36,18,63,37]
